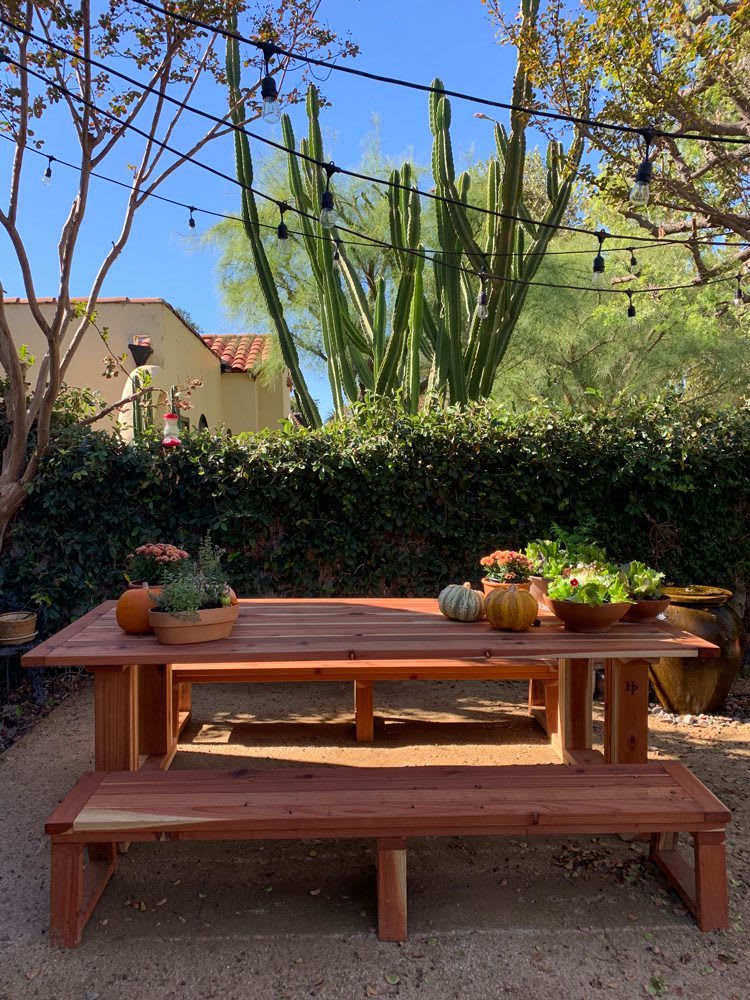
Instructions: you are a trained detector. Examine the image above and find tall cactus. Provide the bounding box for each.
[226,0,582,416]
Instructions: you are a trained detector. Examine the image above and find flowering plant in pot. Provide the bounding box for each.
[149,539,238,644]
[525,530,608,603]
[546,566,633,633]
[479,550,534,596]
[619,562,670,621]
[116,542,191,635]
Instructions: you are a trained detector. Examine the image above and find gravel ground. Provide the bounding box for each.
[0,676,748,1000]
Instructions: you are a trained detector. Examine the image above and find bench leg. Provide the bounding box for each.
[50,841,117,947]
[377,838,407,941]
[650,830,729,931]
[354,680,375,742]
[172,680,193,740]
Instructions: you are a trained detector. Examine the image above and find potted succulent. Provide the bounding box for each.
[116,542,191,634]
[620,562,670,622]
[149,539,238,644]
[546,566,633,633]
[479,550,535,596]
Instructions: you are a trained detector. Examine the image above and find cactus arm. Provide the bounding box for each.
[406,253,425,413]
[226,27,321,427]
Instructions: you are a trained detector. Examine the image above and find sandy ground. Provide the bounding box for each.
[0,677,748,1000]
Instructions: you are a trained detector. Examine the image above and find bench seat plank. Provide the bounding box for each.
[46,763,730,945]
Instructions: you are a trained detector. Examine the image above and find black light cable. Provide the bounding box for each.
[3,16,748,251]
[0,64,738,300]
[132,0,750,147]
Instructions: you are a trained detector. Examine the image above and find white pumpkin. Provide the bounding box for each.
[438,582,485,621]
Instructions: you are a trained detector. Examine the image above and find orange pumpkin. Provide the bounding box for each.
[484,585,538,632]
[116,583,160,634]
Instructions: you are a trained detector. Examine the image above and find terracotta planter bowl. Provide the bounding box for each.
[529,576,551,605]
[624,597,671,622]
[149,605,239,645]
[545,599,630,634]
[481,579,531,597]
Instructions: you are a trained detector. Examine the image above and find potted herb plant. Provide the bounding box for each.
[116,542,191,634]
[546,566,633,633]
[620,562,670,622]
[149,539,238,644]
[525,530,608,604]
[479,550,534,596]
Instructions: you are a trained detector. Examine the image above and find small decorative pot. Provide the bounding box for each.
[624,597,671,622]
[529,576,551,605]
[481,579,532,597]
[545,599,630,634]
[149,605,239,645]
[116,583,162,635]
[0,611,37,644]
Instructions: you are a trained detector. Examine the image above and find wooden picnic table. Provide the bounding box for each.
[23,597,719,772]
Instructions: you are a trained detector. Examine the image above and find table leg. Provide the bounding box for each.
[92,665,138,771]
[172,680,192,740]
[557,659,594,764]
[354,680,375,742]
[604,658,649,764]
[138,663,177,770]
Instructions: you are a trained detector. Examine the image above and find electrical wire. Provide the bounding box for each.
[132,0,750,147]
[2,15,748,252]
[0,58,737,298]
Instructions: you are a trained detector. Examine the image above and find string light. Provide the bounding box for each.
[332,238,342,272]
[592,231,607,290]
[627,289,636,320]
[42,155,54,185]
[131,0,750,147]
[735,274,744,308]
[320,162,338,229]
[276,202,291,255]
[260,43,281,124]
[628,247,641,277]
[187,206,196,229]
[629,129,654,207]
[475,266,489,319]
[4,23,749,252]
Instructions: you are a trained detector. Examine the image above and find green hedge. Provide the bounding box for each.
[3,398,749,635]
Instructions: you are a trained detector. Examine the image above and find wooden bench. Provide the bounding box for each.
[45,762,730,946]
[170,658,560,743]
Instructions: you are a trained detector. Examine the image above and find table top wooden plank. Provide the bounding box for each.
[23,598,719,667]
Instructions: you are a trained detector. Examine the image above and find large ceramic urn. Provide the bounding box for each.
[650,587,744,715]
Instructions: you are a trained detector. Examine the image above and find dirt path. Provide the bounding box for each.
[0,677,747,1000]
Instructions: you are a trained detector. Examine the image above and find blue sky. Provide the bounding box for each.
[0,1,539,415]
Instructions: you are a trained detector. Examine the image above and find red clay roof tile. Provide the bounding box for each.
[201,334,270,373]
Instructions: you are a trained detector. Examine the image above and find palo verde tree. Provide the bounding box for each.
[228,0,584,420]
[488,0,750,281]
[0,0,355,546]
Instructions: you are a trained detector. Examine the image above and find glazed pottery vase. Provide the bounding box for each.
[650,587,744,715]
[149,605,239,645]
[545,599,630,634]
[481,579,532,597]
[624,597,671,622]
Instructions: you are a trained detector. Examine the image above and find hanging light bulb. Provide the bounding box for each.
[276,202,291,256]
[629,129,655,207]
[592,231,607,290]
[260,44,281,124]
[320,162,338,229]
[42,155,54,186]
[628,247,642,277]
[734,274,744,308]
[188,206,196,230]
[475,266,489,320]
[627,290,636,320]
[332,238,342,273]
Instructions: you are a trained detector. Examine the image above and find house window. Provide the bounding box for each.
[199,414,208,431]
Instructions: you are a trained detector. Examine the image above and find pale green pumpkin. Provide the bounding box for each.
[438,582,485,622]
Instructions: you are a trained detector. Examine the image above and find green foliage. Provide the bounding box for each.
[2,397,749,635]
[152,537,232,620]
[548,567,632,607]
[621,561,666,600]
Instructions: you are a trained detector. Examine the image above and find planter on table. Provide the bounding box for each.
[624,597,671,622]
[149,605,239,645]
[545,599,630,634]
